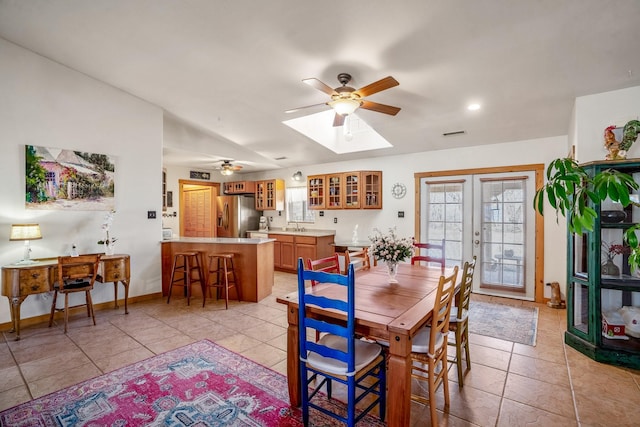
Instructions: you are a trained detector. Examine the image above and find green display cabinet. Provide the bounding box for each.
[565,160,640,369]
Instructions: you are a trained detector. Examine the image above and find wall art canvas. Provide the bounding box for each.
[25,145,115,211]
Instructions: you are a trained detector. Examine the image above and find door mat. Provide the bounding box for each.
[468,300,538,346]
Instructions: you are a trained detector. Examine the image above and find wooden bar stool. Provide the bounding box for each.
[206,253,241,309]
[167,251,205,305]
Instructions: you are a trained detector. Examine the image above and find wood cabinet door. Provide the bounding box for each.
[326,173,343,209]
[281,242,296,270]
[343,172,361,208]
[273,240,282,267]
[307,175,326,210]
[295,244,317,265]
[362,171,382,209]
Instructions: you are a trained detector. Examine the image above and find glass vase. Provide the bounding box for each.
[387,261,399,283]
[601,259,620,277]
[104,241,115,256]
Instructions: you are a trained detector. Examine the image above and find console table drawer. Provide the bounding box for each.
[18,267,52,294]
[101,257,129,282]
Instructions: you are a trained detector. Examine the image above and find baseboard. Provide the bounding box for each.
[0,292,164,331]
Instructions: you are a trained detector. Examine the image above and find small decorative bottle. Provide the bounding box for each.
[70,244,79,257]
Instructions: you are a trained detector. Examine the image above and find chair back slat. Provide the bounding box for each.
[428,265,458,354]
[457,256,476,319]
[298,258,356,372]
[58,254,100,291]
[411,239,445,272]
[343,247,372,274]
[306,254,341,286]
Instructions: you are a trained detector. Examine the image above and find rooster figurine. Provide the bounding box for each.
[604,120,640,160]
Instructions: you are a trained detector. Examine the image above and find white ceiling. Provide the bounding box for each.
[2,0,640,173]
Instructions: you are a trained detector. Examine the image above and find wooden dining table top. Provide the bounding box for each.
[277,262,452,344]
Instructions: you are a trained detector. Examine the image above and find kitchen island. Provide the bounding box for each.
[248,229,335,272]
[161,237,275,302]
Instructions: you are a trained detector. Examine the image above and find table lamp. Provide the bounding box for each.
[10,223,42,264]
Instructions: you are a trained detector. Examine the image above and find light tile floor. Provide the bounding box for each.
[1,271,640,426]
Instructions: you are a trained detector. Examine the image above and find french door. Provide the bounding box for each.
[419,168,541,301]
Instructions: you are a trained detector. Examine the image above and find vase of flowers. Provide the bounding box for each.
[602,241,630,277]
[369,227,415,283]
[98,211,117,255]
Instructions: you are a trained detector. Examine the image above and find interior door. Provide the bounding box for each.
[420,170,537,301]
[179,180,217,237]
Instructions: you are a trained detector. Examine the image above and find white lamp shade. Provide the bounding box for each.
[329,98,361,116]
[10,224,42,241]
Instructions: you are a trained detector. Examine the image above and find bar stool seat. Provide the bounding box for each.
[206,253,241,309]
[167,251,205,306]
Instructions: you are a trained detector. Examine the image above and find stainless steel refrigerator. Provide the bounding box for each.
[216,195,260,238]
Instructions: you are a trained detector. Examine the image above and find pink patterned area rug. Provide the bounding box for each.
[0,339,386,426]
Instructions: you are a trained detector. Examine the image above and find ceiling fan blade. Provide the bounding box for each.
[285,102,328,114]
[302,78,337,96]
[231,165,243,171]
[354,76,399,98]
[333,113,346,127]
[360,100,401,116]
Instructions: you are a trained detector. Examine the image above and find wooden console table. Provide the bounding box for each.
[1,254,130,340]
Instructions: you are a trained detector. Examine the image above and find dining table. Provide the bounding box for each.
[276,262,457,427]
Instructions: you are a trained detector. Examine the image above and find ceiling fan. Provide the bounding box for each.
[286,73,401,126]
[217,160,243,176]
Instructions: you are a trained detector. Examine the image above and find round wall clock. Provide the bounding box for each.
[391,182,407,199]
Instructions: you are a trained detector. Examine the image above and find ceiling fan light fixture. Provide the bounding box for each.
[329,98,361,116]
[220,168,233,176]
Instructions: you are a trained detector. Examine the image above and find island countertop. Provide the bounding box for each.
[162,237,275,244]
[247,229,336,237]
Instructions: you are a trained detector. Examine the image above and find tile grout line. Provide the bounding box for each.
[561,330,582,427]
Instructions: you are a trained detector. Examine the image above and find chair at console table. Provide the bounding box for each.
[1,253,130,340]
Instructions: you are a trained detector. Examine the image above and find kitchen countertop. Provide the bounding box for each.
[248,229,336,237]
[162,237,274,244]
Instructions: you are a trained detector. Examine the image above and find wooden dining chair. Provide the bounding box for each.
[49,254,101,334]
[411,239,446,273]
[343,247,373,274]
[305,254,341,286]
[448,256,476,387]
[297,258,386,426]
[375,265,458,427]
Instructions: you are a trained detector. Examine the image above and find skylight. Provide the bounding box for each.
[282,110,392,154]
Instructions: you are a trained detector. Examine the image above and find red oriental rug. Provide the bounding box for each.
[0,339,386,426]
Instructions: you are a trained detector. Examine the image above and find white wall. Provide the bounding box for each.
[0,39,163,325]
[574,86,640,162]
[164,135,570,298]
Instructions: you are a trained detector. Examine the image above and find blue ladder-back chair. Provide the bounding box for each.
[297,258,386,426]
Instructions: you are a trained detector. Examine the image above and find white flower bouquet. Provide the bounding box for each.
[369,227,415,263]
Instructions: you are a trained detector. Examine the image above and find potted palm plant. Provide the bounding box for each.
[534,157,640,270]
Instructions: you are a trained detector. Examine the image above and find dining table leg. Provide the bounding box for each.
[285,305,301,406]
[387,332,413,427]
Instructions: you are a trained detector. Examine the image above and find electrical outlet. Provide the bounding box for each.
[333,217,337,223]
[319,211,324,217]
[148,210,156,219]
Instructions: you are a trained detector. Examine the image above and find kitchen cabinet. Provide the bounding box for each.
[223,181,256,194]
[255,179,284,211]
[566,159,640,369]
[361,171,382,209]
[269,232,335,272]
[308,171,381,210]
[307,175,326,209]
[269,234,295,270]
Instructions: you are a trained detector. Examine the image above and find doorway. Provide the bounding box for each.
[415,164,544,302]
[179,180,219,237]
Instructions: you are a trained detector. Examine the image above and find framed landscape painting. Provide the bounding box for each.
[25,145,115,211]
